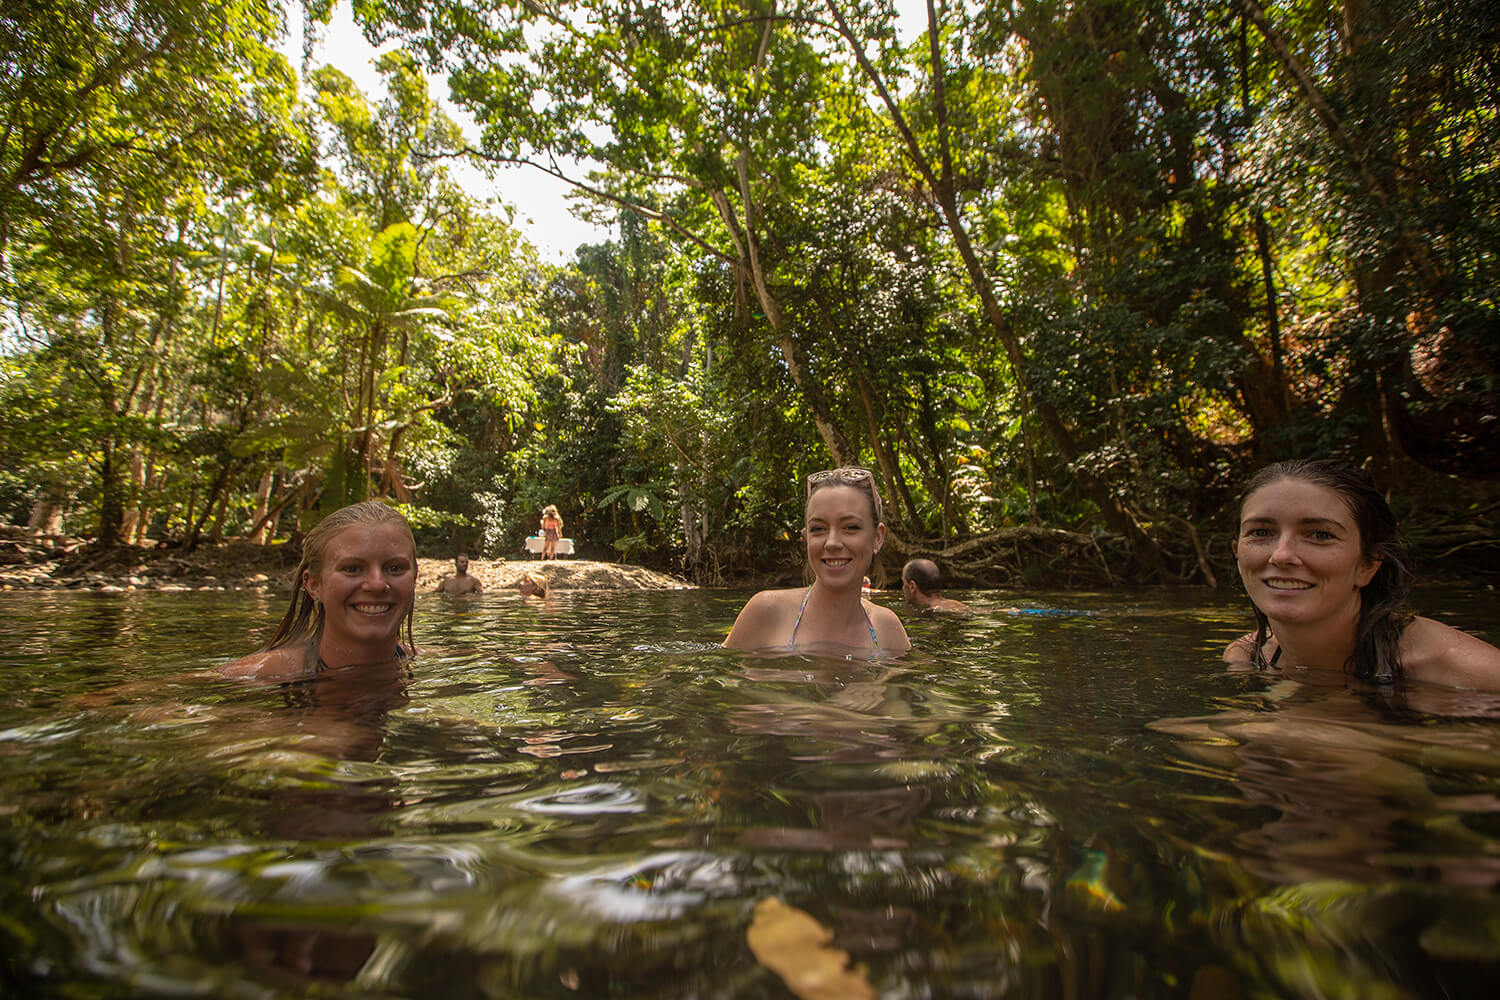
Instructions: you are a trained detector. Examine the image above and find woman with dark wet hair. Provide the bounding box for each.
[1225,459,1500,688]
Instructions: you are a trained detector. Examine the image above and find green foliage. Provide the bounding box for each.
[1234,0,1500,476]
[599,484,667,522]
[3,0,1496,581]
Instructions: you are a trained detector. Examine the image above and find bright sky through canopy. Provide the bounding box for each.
[282,1,930,262]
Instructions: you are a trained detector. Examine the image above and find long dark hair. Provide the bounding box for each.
[264,501,417,666]
[1238,460,1414,682]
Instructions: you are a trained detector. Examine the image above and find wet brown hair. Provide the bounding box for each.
[1238,460,1413,682]
[805,466,886,579]
[806,467,884,525]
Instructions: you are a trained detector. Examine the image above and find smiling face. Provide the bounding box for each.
[804,484,884,590]
[303,521,417,658]
[1235,477,1380,632]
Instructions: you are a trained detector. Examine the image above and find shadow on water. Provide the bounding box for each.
[1,586,1499,997]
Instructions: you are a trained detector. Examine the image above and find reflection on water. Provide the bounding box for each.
[1152,673,1500,886]
[1,587,1499,997]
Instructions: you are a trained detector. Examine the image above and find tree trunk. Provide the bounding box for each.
[184,458,237,552]
[250,470,276,545]
[827,0,1170,576]
[914,376,970,536]
[853,371,920,529]
[121,448,148,545]
[708,182,857,466]
[210,488,230,545]
[28,485,66,538]
[245,479,306,542]
[97,438,123,548]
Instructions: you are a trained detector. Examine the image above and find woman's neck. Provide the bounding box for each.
[1268,614,1359,672]
[316,633,403,671]
[807,579,865,614]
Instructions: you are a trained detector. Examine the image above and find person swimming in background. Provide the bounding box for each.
[221,501,417,682]
[517,571,550,598]
[900,558,972,614]
[540,504,564,560]
[436,552,484,595]
[1224,459,1500,689]
[724,467,910,652]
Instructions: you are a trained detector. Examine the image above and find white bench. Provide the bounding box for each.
[524,536,574,556]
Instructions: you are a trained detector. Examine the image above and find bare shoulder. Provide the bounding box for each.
[1401,616,1500,691]
[742,588,804,614]
[867,601,912,652]
[723,588,802,650]
[1223,632,1257,664]
[218,646,308,683]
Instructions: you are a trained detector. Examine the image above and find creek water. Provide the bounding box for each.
[2,585,1499,998]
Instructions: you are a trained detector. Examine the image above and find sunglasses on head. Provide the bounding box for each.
[806,467,874,495]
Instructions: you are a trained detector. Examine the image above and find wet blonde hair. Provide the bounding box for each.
[264,501,417,663]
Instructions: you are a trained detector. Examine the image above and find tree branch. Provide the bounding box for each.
[461,146,736,265]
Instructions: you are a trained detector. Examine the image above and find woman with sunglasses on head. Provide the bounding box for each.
[724,467,911,653]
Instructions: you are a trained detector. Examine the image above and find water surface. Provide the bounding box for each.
[2,586,1498,998]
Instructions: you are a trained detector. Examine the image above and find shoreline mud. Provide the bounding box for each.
[0,537,692,593]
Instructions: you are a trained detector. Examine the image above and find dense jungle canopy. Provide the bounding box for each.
[3,0,1498,586]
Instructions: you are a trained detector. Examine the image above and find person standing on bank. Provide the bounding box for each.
[901,559,972,614]
[724,467,910,652]
[540,505,564,560]
[221,501,418,681]
[1225,459,1500,689]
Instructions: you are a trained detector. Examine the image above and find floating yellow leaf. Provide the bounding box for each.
[746,897,877,1000]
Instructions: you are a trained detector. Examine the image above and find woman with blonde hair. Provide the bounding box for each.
[724,467,909,653]
[222,501,417,681]
[540,504,564,560]
[517,571,550,598]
